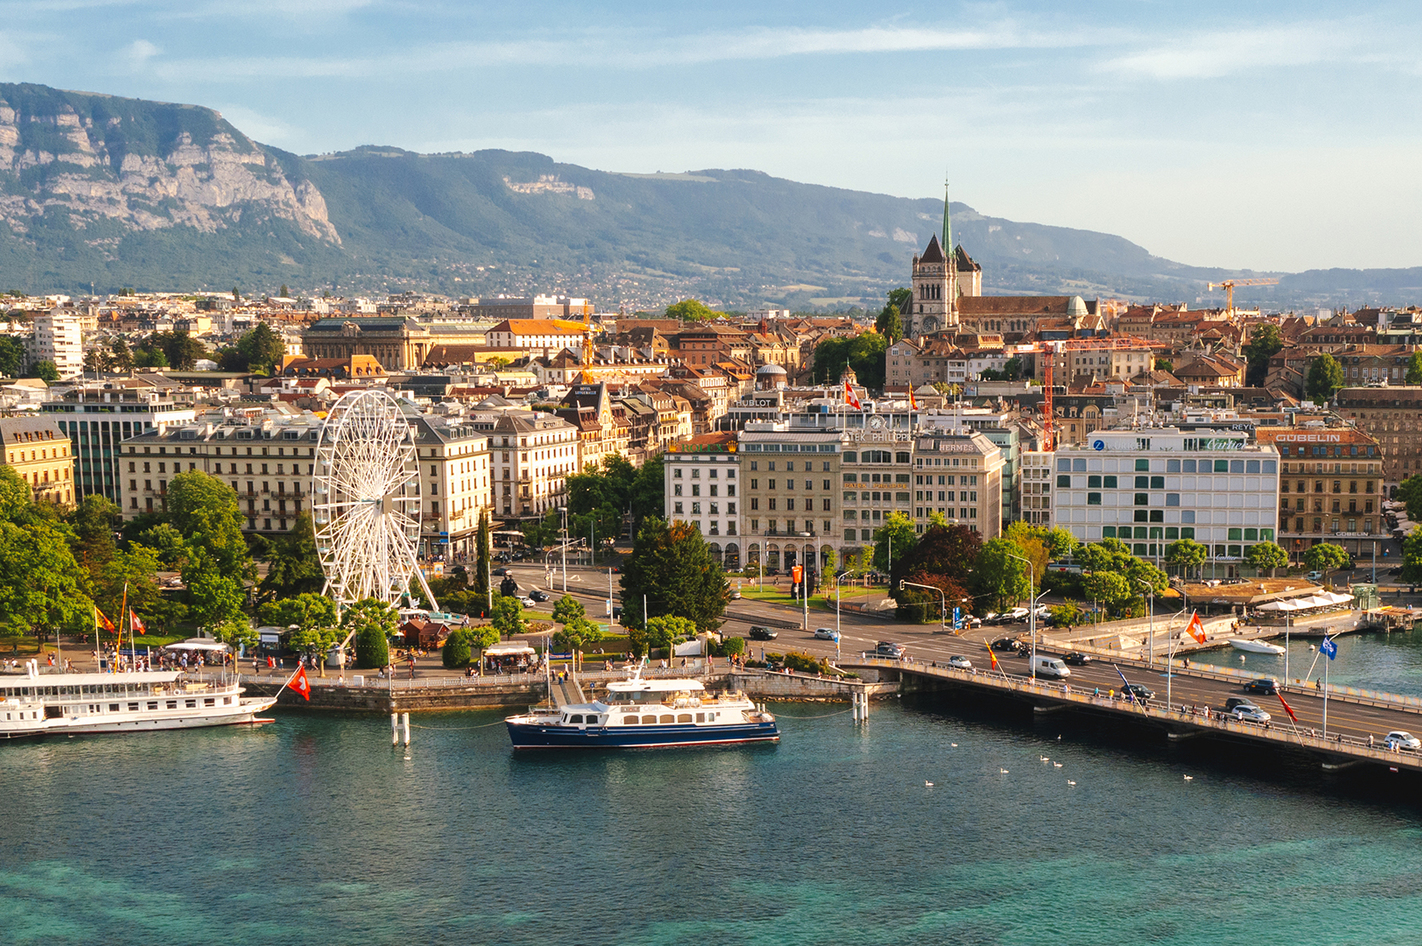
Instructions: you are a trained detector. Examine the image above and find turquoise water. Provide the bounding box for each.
[1189,626,1422,696]
[3,696,1422,945]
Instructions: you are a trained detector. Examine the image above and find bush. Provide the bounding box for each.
[1042,571,1086,598]
[354,624,389,669]
[781,651,832,675]
[718,636,746,657]
[442,628,473,668]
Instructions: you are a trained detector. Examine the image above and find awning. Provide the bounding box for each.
[164,638,230,652]
[484,643,534,657]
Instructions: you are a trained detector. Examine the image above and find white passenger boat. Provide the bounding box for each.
[0,662,278,739]
[506,662,779,750]
[1229,638,1286,655]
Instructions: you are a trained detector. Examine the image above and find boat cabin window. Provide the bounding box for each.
[128,704,138,711]
[677,714,692,723]
[147,702,158,710]
[622,715,638,724]
[166,701,177,709]
[641,715,656,724]
[659,715,673,724]
[109,704,119,712]
[204,698,215,707]
[568,714,583,724]
[696,713,705,722]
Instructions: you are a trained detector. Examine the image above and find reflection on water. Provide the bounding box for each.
[1,692,1421,945]
[1189,627,1422,696]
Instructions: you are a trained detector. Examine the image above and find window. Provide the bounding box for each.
[1150,476,1164,489]
[1057,475,1071,488]
[1135,459,1149,471]
[1103,475,1118,488]
[1135,476,1149,489]
[1087,492,1101,505]
[1134,493,1148,505]
[1088,475,1102,488]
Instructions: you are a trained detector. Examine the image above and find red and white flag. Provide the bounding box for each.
[129,610,146,636]
[1185,610,1207,645]
[290,665,312,701]
[844,380,862,410]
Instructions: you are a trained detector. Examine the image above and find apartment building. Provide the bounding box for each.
[0,417,75,507]
[1256,426,1384,560]
[43,386,196,504]
[841,420,915,546]
[490,411,579,519]
[664,433,741,568]
[1053,429,1281,575]
[739,422,844,584]
[1020,450,1054,526]
[1334,386,1422,496]
[910,426,1004,538]
[29,311,84,378]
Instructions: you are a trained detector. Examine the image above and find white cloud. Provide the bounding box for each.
[1097,23,1356,80]
[123,38,160,71]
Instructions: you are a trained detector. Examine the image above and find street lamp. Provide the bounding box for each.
[1133,576,1155,670]
[899,579,947,632]
[1004,551,1037,679]
[834,571,849,661]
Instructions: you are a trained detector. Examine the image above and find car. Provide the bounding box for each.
[1243,678,1280,695]
[960,615,983,628]
[946,655,973,670]
[874,641,907,658]
[518,596,536,608]
[1224,697,1261,713]
[528,589,549,602]
[1004,607,1030,621]
[730,590,742,600]
[1384,731,1421,751]
[813,627,840,641]
[1063,652,1092,666]
[1231,705,1272,724]
[991,637,1025,652]
[492,567,513,576]
[749,626,778,641]
[1305,571,1324,582]
[1120,683,1155,702]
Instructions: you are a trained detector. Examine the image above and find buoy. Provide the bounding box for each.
[402,712,411,746]
[391,712,399,746]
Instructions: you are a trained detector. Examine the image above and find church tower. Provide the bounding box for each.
[907,183,961,339]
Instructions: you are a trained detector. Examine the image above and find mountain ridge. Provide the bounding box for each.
[0,82,1414,310]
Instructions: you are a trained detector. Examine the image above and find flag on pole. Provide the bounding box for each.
[95,607,115,632]
[1185,610,1207,645]
[290,665,312,701]
[844,380,862,411]
[986,643,999,671]
[1114,664,1133,692]
[909,387,918,411]
[129,610,146,635]
[1276,692,1300,724]
[1320,636,1338,660]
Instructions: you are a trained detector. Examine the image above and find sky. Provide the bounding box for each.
[1,0,1419,274]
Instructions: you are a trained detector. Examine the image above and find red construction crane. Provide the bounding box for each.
[1018,336,1157,451]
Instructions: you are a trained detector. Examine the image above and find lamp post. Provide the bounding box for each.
[900,579,947,633]
[1133,577,1155,670]
[834,571,848,661]
[1005,551,1037,679]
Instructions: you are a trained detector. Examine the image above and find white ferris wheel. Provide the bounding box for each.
[312,389,438,612]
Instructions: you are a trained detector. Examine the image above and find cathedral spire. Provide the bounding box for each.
[942,177,951,253]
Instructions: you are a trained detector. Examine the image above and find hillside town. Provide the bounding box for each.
[1,224,1420,593]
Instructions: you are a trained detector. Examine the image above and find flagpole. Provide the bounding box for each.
[117,582,128,673]
[1322,638,1330,738]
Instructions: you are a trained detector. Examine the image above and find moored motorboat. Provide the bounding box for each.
[1229,638,1286,655]
[506,661,779,750]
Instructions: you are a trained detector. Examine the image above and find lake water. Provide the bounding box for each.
[1189,625,1422,696]
[4,666,1422,944]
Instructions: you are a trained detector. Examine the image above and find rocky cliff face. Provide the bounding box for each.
[0,85,339,247]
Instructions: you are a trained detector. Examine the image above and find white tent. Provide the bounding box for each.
[164,638,230,652]
[673,638,704,657]
[484,642,535,657]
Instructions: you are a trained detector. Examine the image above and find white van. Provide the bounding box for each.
[1029,655,1071,680]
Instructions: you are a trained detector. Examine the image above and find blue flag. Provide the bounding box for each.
[953,607,962,630]
[1321,637,1337,660]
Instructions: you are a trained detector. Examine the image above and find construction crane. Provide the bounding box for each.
[1019,336,1158,451]
[1207,278,1279,317]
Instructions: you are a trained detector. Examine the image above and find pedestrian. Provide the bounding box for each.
[1369,734,1375,748]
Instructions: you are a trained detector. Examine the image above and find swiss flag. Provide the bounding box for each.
[1185,610,1207,645]
[129,610,146,636]
[844,380,862,410]
[290,665,312,701]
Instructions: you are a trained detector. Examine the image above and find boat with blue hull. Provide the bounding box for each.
[506,664,779,750]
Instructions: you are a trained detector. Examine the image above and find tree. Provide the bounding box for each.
[1407,352,1422,386]
[257,593,339,669]
[279,284,290,298]
[974,538,1033,612]
[810,332,889,389]
[184,546,247,629]
[491,594,526,639]
[0,336,23,376]
[1398,475,1422,523]
[628,455,665,533]
[30,360,60,383]
[1303,542,1350,585]
[875,289,906,343]
[150,330,207,371]
[871,512,917,575]
[1085,571,1132,617]
[96,544,176,634]
[132,339,168,369]
[1401,529,1422,584]
[233,322,287,375]
[344,598,397,669]
[109,338,134,374]
[1164,538,1209,580]
[472,510,491,604]
[643,615,697,654]
[442,628,474,668]
[552,594,586,624]
[1154,358,1174,373]
[0,520,92,641]
[0,465,30,520]
[258,513,323,600]
[168,470,252,579]
[554,616,604,668]
[1304,353,1345,403]
[620,517,727,631]
[1244,541,1289,577]
[1242,324,1285,388]
[665,299,719,322]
